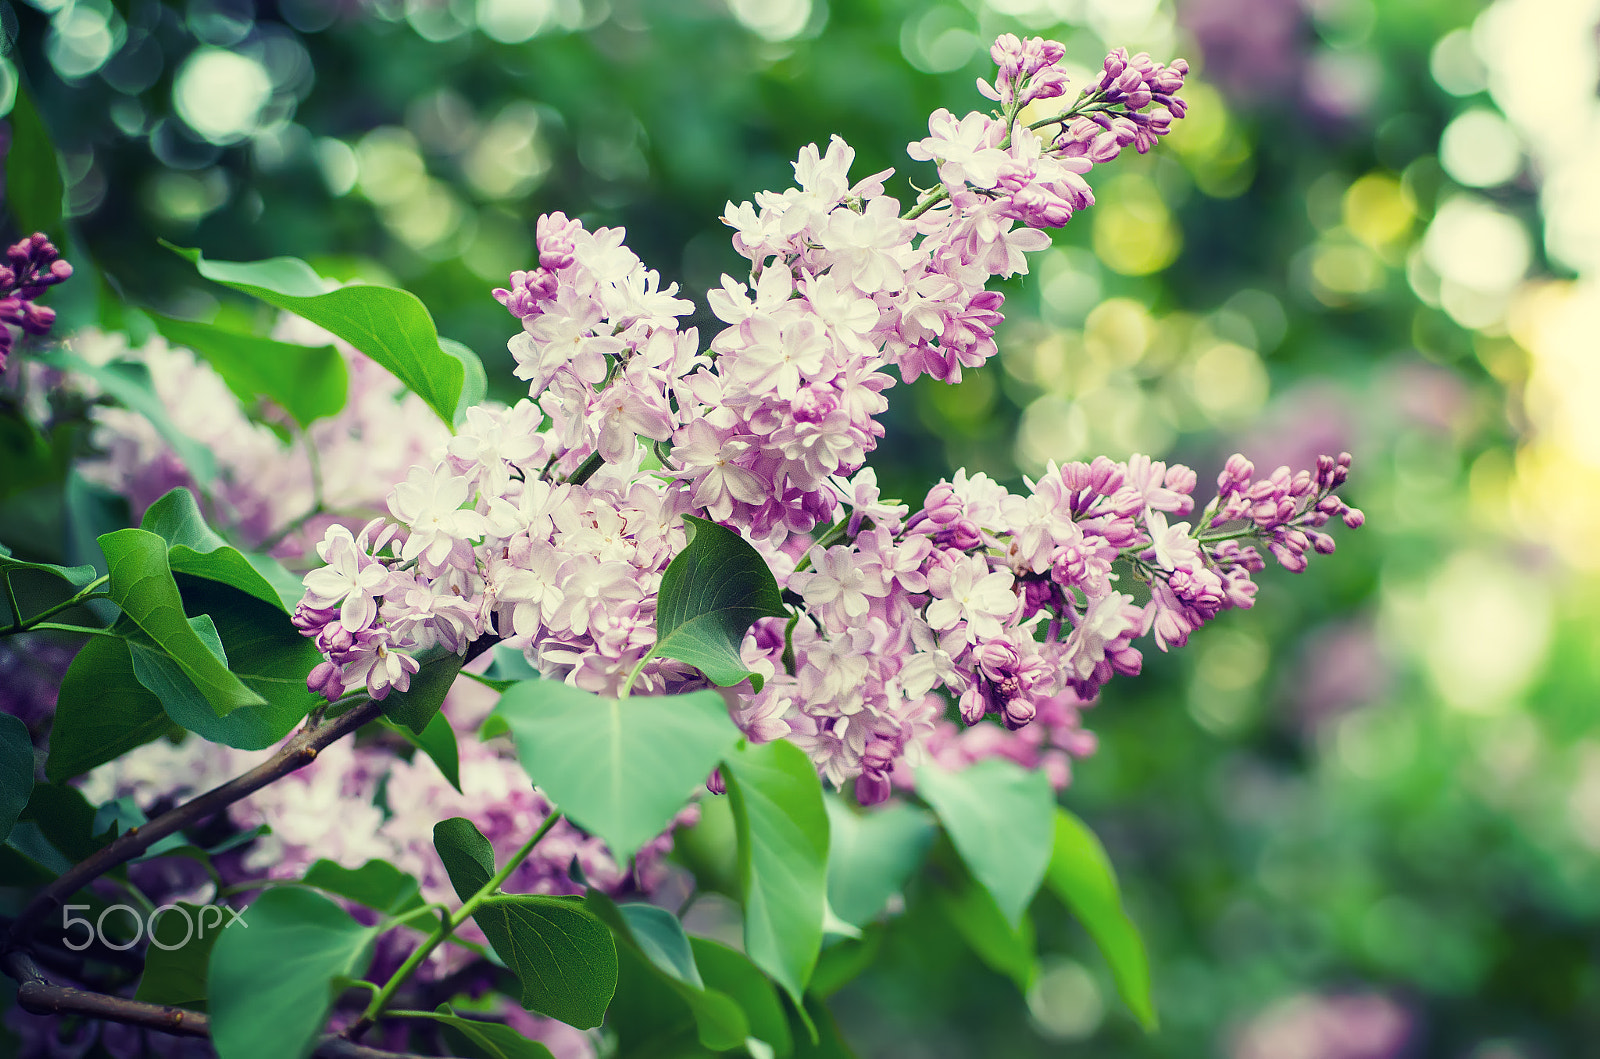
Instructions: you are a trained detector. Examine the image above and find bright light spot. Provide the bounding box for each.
[463,207,532,282]
[1430,27,1488,96]
[1222,289,1287,352]
[1334,706,1417,779]
[1304,48,1381,118]
[1189,628,1269,732]
[408,0,471,41]
[1311,241,1384,299]
[1027,959,1104,1040]
[1167,80,1227,158]
[1039,247,1103,327]
[1541,145,1600,274]
[383,178,465,255]
[173,48,272,145]
[1092,174,1180,276]
[464,102,550,200]
[314,137,358,196]
[731,0,812,42]
[355,126,426,206]
[1421,550,1551,713]
[1422,195,1530,294]
[1197,628,1268,692]
[1190,341,1268,425]
[1083,298,1152,368]
[1440,108,1521,187]
[0,58,18,118]
[476,0,576,44]
[1342,172,1414,249]
[47,6,116,79]
[1566,743,1600,851]
[1016,394,1089,471]
[899,8,976,73]
[144,167,231,224]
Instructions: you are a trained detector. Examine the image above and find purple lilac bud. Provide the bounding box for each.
[0,232,72,370]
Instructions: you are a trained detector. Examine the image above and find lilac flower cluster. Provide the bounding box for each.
[76,320,450,556]
[290,36,1353,806]
[0,233,72,370]
[737,451,1361,804]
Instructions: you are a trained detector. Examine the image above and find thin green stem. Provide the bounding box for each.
[3,573,20,627]
[902,186,950,221]
[567,451,605,486]
[617,654,651,700]
[792,518,850,573]
[0,575,111,637]
[383,903,451,933]
[22,621,119,638]
[350,811,563,1039]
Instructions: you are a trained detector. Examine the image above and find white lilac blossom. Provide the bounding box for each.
[292,35,1357,805]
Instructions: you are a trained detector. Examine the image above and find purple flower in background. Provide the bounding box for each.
[1232,990,1414,1059]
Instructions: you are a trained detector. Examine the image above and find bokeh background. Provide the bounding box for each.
[5,0,1600,1055]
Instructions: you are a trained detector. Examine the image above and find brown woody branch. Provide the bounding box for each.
[4,696,384,952]
[4,951,451,1059]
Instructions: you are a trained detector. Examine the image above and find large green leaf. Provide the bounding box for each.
[914,759,1054,928]
[165,244,480,427]
[823,797,936,928]
[491,682,741,863]
[379,709,461,792]
[723,739,829,1010]
[99,528,263,716]
[131,582,320,749]
[142,488,302,611]
[208,887,377,1059]
[302,859,425,917]
[649,516,785,691]
[46,635,174,782]
[1046,808,1157,1031]
[0,714,35,844]
[691,937,794,1059]
[148,312,348,429]
[617,902,704,989]
[931,870,1038,993]
[418,1007,557,1059]
[136,901,221,1011]
[42,352,218,482]
[585,890,749,1052]
[433,817,618,1029]
[4,85,64,238]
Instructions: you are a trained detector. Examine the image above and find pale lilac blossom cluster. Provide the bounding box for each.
[290,36,1350,805]
[74,320,449,557]
[0,233,71,370]
[738,452,1360,804]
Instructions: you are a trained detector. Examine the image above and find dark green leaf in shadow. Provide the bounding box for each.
[650,517,785,691]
